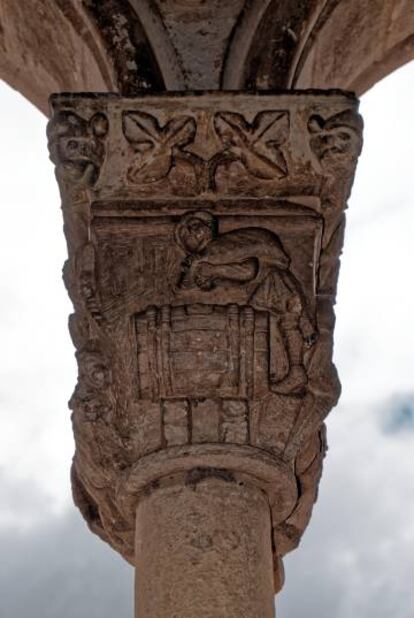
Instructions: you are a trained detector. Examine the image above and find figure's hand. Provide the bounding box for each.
[194,262,216,290]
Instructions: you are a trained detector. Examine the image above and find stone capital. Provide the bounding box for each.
[48,91,362,594]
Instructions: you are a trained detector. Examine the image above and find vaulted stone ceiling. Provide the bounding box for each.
[1,0,413,114]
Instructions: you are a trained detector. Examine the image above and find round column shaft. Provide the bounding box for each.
[134,472,276,618]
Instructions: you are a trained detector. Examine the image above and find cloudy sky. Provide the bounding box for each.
[1,62,413,617]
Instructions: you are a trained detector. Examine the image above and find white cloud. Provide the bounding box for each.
[0,506,133,618]
[0,80,75,511]
[279,398,414,618]
[335,63,414,405]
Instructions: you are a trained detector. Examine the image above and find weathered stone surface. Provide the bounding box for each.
[191,399,220,443]
[152,0,246,89]
[0,0,115,114]
[135,474,275,618]
[2,1,413,113]
[163,400,189,446]
[48,92,362,597]
[295,0,414,94]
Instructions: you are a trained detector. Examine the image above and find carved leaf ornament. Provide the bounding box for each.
[123,111,196,183]
[214,111,289,179]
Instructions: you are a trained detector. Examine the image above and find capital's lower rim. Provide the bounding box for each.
[117,443,298,526]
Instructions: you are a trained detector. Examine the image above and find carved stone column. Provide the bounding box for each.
[135,471,276,617]
[47,91,362,616]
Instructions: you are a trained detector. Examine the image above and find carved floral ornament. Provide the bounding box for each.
[48,92,362,588]
[122,109,289,187]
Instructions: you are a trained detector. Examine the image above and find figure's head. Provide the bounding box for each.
[308,110,363,163]
[47,110,108,185]
[175,211,216,254]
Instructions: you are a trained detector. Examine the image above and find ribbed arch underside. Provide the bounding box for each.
[294,0,414,94]
[0,0,413,115]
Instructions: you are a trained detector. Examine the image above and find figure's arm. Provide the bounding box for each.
[195,258,258,288]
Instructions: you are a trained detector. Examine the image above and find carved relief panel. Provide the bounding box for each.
[48,92,362,577]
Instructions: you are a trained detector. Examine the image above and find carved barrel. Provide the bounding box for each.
[136,304,271,399]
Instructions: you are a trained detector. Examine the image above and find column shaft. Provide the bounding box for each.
[135,474,275,618]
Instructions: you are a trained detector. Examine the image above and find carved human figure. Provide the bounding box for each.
[70,348,113,423]
[77,350,112,390]
[175,211,316,394]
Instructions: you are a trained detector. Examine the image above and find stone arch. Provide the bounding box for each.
[224,0,414,96]
[0,0,115,115]
[1,0,414,114]
[0,0,167,116]
[223,0,340,90]
[292,0,414,95]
